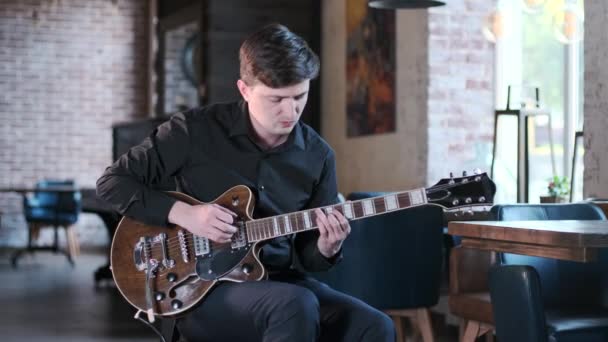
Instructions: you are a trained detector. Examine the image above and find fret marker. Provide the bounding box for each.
[272,217,280,236]
[283,216,292,233]
[409,189,424,205]
[385,194,398,210]
[344,203,354,219]
[303,211,312,228]
[362,200,375,216]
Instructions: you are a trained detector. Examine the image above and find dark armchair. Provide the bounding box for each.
[313,192,445,342]
[12,179,82,267]
[489,265,549,342]
[491,203,608,342]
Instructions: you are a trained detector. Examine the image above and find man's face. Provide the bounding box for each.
[237,79,310,141]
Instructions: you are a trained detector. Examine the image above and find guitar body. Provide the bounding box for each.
[111,185,267,317]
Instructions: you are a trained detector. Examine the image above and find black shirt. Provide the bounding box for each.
[96,101,341,272]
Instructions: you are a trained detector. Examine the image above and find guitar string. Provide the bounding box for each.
[149,189,435,243]
[122,181,489,279]
[141,184,490,263]
[145,185,484,252]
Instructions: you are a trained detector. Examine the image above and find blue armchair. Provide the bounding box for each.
[12,180,82,267]
[491,203,608,342]
[313,192,445,342]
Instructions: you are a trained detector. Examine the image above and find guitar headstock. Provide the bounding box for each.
[426,170,496,210]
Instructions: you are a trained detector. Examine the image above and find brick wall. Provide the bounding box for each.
[0,0,149,247]
[427,1,495,184]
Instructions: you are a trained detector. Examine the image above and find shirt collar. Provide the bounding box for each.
[229,100,305,151]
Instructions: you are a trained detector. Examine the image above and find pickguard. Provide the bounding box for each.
[195,245,252,280]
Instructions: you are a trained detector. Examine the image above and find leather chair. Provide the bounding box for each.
[491,203,608,342]
[586,198,608,218]
[489,265,549,342]
[12,179,81,267]
[313,192,445,342]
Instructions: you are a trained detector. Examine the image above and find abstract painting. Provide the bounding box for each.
[346,0,396,137]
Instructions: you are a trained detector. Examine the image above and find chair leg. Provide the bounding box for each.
[12,222,40,268]
[61,226,75,266]
[65,225,80,259]
[461,320,493,342]
[461,320,480,342]
[53,225,59,252]
[30,223,40,247]
[416,308,434,342]
[72,227,80,256]
[391,315,406,342]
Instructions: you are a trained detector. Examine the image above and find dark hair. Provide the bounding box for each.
[239,23,320,88]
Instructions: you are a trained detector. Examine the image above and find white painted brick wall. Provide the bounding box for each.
[0,0,148,247]
[583,1,608,198]
[427,0,496,183]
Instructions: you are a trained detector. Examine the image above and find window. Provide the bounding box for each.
[490,0,584,203]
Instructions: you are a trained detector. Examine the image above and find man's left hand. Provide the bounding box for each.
[314,208,351,259]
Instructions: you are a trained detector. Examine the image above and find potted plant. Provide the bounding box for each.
[540,175,570,203]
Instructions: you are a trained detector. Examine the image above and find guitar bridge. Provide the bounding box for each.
[133,234,176,271]
[134,236,154,271]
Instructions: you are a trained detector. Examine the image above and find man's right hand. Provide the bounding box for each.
[168,201,237,243]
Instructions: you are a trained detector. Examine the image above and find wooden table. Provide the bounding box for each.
[0,186,78,193]
[448,220,608,342]
[449,220,608,262]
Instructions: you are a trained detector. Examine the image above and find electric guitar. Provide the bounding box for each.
[110,171,496,321]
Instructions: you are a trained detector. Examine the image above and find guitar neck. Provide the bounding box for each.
[245,188,428,243]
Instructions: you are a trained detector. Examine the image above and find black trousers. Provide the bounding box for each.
[177,272,395,342]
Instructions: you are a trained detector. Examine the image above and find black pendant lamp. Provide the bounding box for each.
[368,0,445,9]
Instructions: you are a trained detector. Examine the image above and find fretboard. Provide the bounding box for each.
[245,188,428,243]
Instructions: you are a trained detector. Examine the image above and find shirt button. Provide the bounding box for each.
[260,185,265,191]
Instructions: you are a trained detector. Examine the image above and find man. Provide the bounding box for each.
[97,23,395,342]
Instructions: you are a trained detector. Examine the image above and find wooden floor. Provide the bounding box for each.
[0,250,156,342]
[0,249,460,342]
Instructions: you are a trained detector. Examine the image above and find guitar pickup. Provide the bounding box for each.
[230,221,247,249]
[194,235,210,256]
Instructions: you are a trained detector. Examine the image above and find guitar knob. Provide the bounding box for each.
[242,263,253,275]
[452,199,460,206]
[155,292,165,301]
[479,196,486,203]
[167,273,177,282]
[171,300,183,310]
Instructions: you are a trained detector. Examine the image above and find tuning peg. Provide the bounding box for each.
[462,171,467,176]
[473,168,481,175]
[449,172,454,178]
